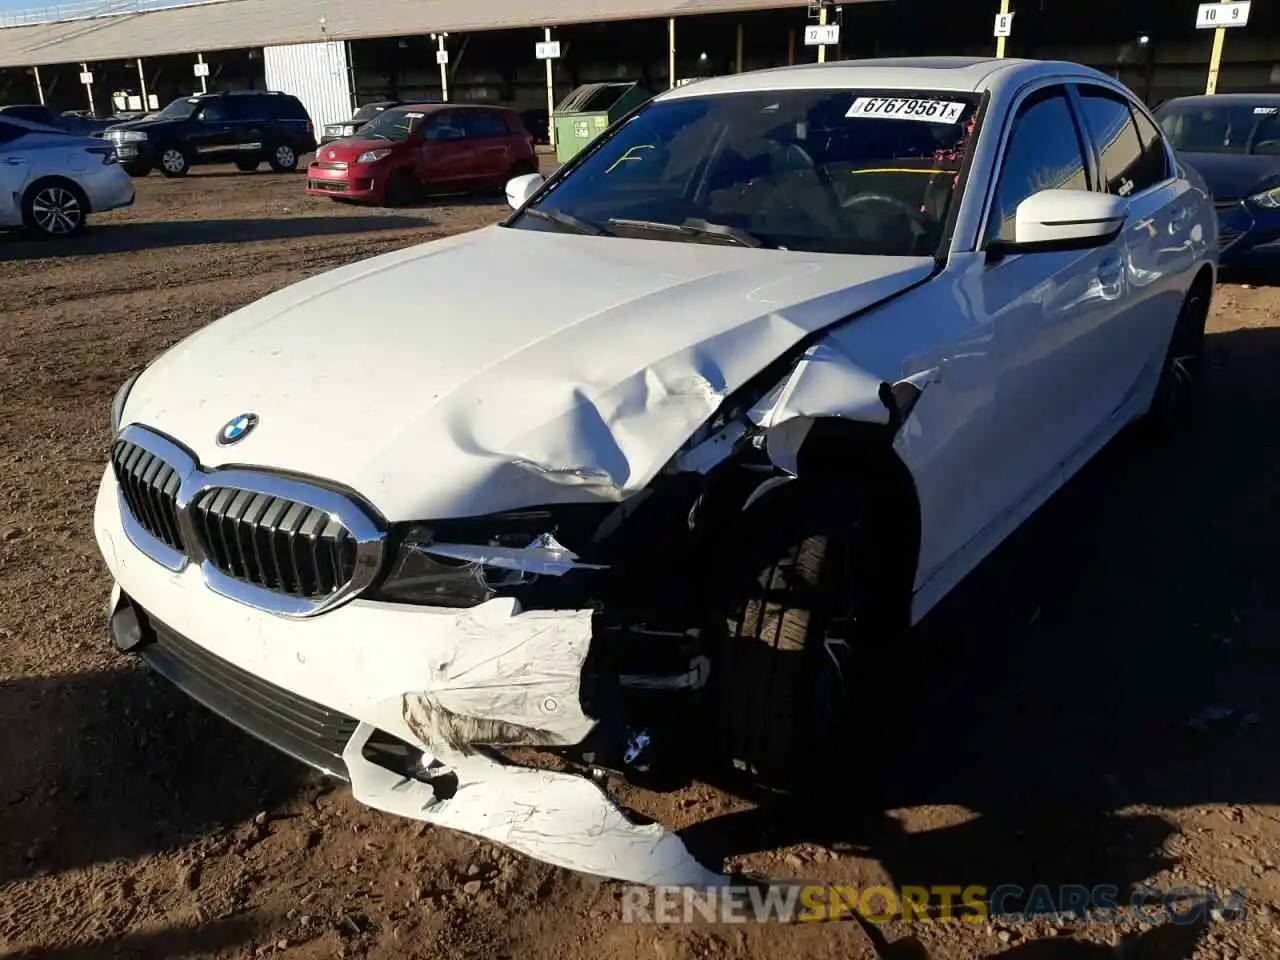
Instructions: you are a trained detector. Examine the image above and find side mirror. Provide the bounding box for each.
[988,188,1128,259]
[506,172,545,211]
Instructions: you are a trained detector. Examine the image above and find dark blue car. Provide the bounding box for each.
[1155,94,1280,266]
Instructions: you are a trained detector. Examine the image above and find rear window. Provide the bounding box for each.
[462,110,510,138]
[271,96,310,121]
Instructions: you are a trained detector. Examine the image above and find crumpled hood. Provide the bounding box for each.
[125,226,933,520]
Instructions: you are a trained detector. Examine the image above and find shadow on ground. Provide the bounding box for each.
[0,214,432,259]
[681,325,1280,955]
[0,660,324,887]
[1,917,259,960]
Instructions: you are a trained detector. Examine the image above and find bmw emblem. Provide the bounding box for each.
[217,413,259,446]
[328,150,335,159]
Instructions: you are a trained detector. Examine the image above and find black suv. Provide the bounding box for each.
[104,90,317,177]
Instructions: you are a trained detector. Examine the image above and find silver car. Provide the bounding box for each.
[0,115,135,238]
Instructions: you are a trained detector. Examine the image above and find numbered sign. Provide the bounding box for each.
[994,12,1015,37]
[535,41,561,60]
[79,71,94,85]
[804,24,841,46]
[436,49,450,65]
[193,61,210,77]
[1196,1,1251,28]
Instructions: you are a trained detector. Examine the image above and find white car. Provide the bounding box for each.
[0,115,135,237]
[95,57,1216,886]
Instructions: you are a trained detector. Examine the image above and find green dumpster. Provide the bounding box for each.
[553,82,652,164]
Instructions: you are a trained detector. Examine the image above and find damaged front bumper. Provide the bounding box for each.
[95,471,723,887]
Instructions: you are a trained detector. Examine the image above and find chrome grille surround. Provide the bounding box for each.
[111,424,385,619]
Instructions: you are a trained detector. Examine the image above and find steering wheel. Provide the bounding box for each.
[842,192,930,228]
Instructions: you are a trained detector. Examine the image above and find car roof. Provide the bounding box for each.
[0,103,48,112]
[385,102,508,113]
[1158,93,1280,109]
[658,56,1116,101]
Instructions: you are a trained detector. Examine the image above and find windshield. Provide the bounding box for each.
[352,103,391,123]
[512,89,980,256]
[157,97,201,120]
[1157,102,1280,155]
[356,108,427,142]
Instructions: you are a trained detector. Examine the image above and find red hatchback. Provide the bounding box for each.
[306,103,537,206]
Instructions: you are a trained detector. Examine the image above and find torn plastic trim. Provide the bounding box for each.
[343,721,726,887]
[411,532,609,577]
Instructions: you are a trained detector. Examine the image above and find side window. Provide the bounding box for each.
[1131,106,1172,185]
[423,112,464,141]
[196,101,227,122]
[987,87,1090,244]
[462,111,509,139]
[1076,88,1148,197]
[0,121,26,144]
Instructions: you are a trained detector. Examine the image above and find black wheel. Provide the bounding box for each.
[121,162,152,178]
[708,478,870,792]
[235,158,261,173]
[157,144,190,177]
[1142,280,1210,438]
[383,170,419,207]
[267,143,299,173]
[22,178,89,238]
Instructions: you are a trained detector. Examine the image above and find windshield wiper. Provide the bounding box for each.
[606,217,765,248]
[523,207,606,236]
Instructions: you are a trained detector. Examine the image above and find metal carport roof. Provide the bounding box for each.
[0,0,843,68]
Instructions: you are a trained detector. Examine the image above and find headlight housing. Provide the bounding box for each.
[1249,185,1280,208]
[110,372,140,436]
[356,149,393,164]
[369,508,612,609]
[114,130,147,142]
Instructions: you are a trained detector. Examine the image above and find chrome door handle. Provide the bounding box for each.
[0,157,25,165]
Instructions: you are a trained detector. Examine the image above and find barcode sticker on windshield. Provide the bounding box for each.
[405,112,425,118]
[847,97,966,124]
[1255,106,1278,114]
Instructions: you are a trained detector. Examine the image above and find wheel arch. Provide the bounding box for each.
[23,174,91,214]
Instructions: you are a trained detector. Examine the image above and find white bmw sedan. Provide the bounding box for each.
[95,57,1215,886]
[0,115,134,238]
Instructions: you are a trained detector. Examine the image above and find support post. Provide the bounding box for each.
[545,27,557,149]
[996,0,1010,59]
[438,34,449,101]
[81,62,95,114]
[197,52,208,93]
[736,22,744,73]
[33,64,44,105]
[668,17,676,89]
[1205,0,1234,95]
[818,4,829,63]
[136,57,148,110]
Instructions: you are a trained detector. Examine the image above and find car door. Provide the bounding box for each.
[1071,83,1200,413]
[461,109,511,183]
[0,121,32,226]
[189,100,234,160]
[420,111,473,187]
[974,84,1131,537]
[225,96,270,158]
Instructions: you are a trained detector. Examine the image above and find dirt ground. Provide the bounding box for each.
[1,163,1278,960]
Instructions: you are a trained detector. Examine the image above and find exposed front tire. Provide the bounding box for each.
[157,145,190,178]
[235,158,261,173]
[708,478,870,792]
[267,143,299,173]
[22,178,89,238]
[1141,279,1210,439]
